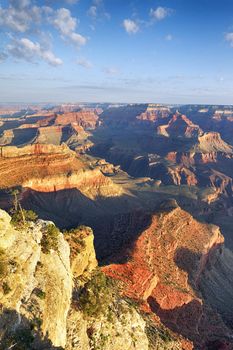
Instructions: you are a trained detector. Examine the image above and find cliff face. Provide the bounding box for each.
[157,114,202,138]
[35,125,77,146]
[54,111,98,129]
[136,106,170,124]
[0,144,83,189]
[199,246,233,328]
[0,209,72,348]
[0,143,74,158]
[0,209,149,350]
[0,110,97,147]
[103,206,232,349]
[194,132,233,154]
[0,144,122,201]
[22,168,123,199]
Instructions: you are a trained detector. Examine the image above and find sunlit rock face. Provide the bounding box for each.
[54,111,99,129]
[0,110,98,147]
[0,210,150,350]
[157,113,203,138]
[0,209,72,348]
[103,205,233,349]
[0,143,122,199]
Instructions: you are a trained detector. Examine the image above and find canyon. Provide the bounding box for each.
[0,104,233,349]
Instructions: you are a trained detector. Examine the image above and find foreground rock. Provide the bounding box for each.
[0,209,149,350]
[0,209,72,348]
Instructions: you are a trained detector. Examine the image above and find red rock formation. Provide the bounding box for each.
[103,207,231,349]
[195,132,233,154]
[0,144,123,204]
[137,106,170,123]
[0,143,73,157]
[22,168,122,199]
[157,113,203,138]
[37,115,56,127]
[0,144,83,189]
[169,166,198,186]
[54,111,98,129]
[208,170,233,197]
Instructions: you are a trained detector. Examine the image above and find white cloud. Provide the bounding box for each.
[77,58,93,69]
[87,0,110,21]
[0,4,41,32]
[0,1,88,66]
[52,8,87,46]
[87,6,97,17]
[53,8,76,35]
[225,32,233,47]
[150,7,172,21]
[0,0,44,37]
[123,19,139,34]
[7,38,63,66]
[69,32,87,45]
[165,34,173,41]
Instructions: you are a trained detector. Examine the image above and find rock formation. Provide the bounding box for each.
[0,209,150,350]
[0,144,122,200]
[157,113,202,138]
[0,110,98,148]
[54,111,98,129]
[103,205,233,349]
[1,104,233,349]
[194,132,233,154]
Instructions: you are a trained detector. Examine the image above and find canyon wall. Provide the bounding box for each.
[0,209,150,350]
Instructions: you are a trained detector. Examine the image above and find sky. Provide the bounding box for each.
[1,0,233,104]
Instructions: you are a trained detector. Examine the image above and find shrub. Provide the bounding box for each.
[78,269,115,318]
[41,224,59,254]
[63,225,91,239]
[146,322,173,347]
[35,288,46,300]
[11,209,38,228]
[63,226,92,256]
[2,282,11,294]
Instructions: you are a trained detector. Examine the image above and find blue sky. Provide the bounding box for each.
[1,0,233,104]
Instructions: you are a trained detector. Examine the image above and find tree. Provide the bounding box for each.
[10,189,25,226]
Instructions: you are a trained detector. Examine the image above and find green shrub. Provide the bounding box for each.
[35,288,46,300]
[146,322,173,347]
[11,209,38,228]
[63,225,91,239]
[78,269,115,318]
[2,282,11,294]
[63,226,92,256]
[41,224,59,254]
